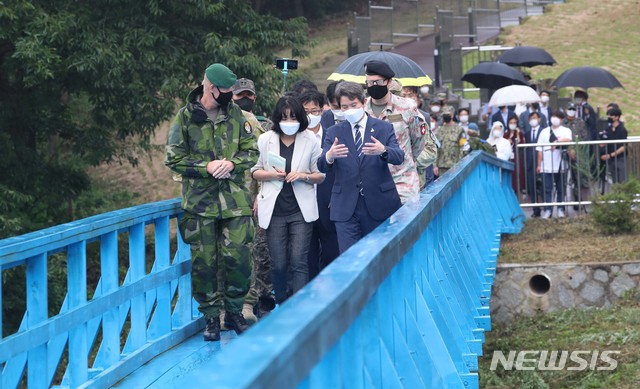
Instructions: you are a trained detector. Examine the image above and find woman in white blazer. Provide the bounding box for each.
[251,96,325,305]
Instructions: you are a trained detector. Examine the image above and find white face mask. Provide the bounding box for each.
[459,115,469,123]
[343,107,364,125]
[419,86,429,95]
[550,117,561,127]
[430,105,440,113]
[508,123,517,131]
[307,114,321,128]
[331,109,345,121]
[280,121,300,136]
[529,119,539,128]
[492,129,503,138]
[540,95,550,104]
[566,109,576,117]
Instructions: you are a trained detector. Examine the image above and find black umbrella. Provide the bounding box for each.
[552,66,623,89]
[462,62,528,89]
[497,46,556,67]
[328,50,432,86]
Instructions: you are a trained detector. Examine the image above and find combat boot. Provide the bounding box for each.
[224,311,250,334]
[203,316,220,341]
[242,303,258,325]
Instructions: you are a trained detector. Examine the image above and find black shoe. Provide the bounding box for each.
[531,212,540,218]
[203,316,220,341]
[224,311,250,334]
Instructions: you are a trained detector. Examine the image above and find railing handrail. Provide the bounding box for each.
[162,151,522,388]
[0,198,182,268]
[516,137,640,148]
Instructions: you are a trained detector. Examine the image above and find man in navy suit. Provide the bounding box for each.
[490,105,518,129]
[318,81,404,253]
[524,111,543,217]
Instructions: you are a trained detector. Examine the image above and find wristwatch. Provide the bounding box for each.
[380,147,389,160]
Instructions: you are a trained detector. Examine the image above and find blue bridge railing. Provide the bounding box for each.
[0,150,523,388]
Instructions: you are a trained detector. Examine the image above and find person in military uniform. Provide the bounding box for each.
[363,60,426,203]
[434,105,466,177]
[230,78,274,323]
[165,63,258,341]
[564,102,591,208]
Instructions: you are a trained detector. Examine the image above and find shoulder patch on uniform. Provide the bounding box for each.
[244,121,252,134]
[420,122,427,135]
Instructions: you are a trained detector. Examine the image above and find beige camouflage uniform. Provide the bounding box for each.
[365,94,426,203]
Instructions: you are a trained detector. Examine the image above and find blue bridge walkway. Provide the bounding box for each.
[0,151,523,388]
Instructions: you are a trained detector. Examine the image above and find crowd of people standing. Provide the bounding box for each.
[165,61,628,342]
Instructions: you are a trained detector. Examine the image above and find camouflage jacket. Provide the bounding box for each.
[435,122,465,169]
[165,85,258,219]
[563,117,587,141]
[365,94,426,203]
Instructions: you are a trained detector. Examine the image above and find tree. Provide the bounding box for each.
[0,0,310,237]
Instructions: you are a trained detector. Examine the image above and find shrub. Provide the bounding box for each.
[590,178,640,234]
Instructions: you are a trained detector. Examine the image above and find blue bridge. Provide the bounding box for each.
[0,151,523,388]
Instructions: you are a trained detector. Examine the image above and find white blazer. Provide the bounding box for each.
[251,130,323,229]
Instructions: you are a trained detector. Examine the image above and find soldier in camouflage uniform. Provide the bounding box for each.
[165,63,258,341]
[564,103,590,207]
[434,106,466,177]
[363,60,426,203]
[231,78,274,323]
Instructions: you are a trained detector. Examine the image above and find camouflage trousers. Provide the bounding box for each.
[244,221,273,307]
[179,212,254,318]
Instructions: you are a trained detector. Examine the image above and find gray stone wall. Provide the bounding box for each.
[491,261,640,323]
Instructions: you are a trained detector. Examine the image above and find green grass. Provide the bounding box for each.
[480,292,640,388]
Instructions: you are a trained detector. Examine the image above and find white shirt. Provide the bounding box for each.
[311,125,323,146]
[351,114,368,143]
[536,125,572,173]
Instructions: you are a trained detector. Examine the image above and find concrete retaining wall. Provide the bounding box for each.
[491,261,640,323]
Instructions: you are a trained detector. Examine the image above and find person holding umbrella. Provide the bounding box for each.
[599,107,628,184]
[362,60,427,204]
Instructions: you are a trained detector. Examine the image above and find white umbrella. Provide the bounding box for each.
[488,85,540,107]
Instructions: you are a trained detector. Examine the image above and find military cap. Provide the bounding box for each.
[364,60,395,79]
[566,102,577,110]
[436,92,447,101]
[205,63,237,88]
[442,105,454,115]
[233,78,256,95]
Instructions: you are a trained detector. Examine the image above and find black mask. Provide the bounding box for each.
[213,87,233,107]
[367,85,388,100]
[442,114,452,123]
[235,97,255,112]
[607,117,614,124]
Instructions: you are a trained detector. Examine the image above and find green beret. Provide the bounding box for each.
[205,63,237,88]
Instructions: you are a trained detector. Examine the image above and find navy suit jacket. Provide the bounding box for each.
[490,109,518,129]
[318,116,403,223]
[320,110,336,132]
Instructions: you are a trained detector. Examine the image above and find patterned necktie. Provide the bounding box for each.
[354,124,363,157]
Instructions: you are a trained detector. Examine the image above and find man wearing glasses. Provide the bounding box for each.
[363,60,426,204]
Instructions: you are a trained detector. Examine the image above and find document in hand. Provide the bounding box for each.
[268,151,286,189]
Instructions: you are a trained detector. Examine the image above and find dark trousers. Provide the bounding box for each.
[266,211,313,305]
[307,219,340,279]
[334,195,383,254]
[542,172,567,212]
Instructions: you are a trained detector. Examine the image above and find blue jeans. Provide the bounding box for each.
[266,212,313,304]
[542,172,566,212]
